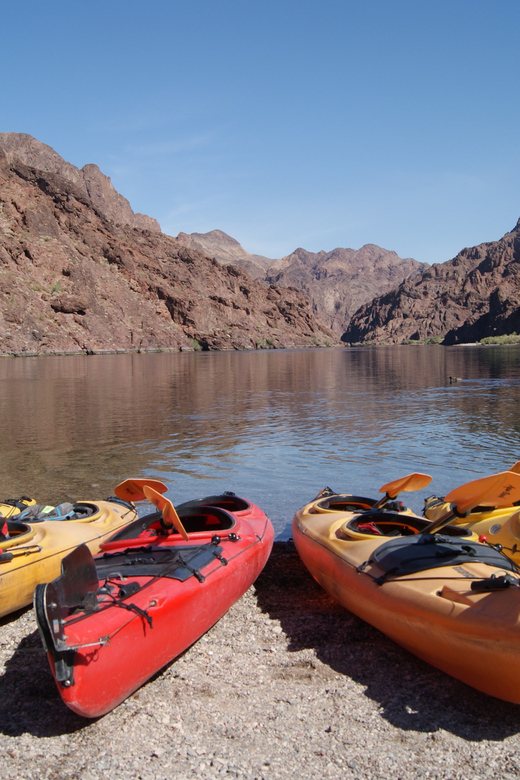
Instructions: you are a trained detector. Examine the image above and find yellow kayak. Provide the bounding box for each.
[293,471,520,703]
[0,497,36,518]
[424,496,520,560]
[0,484,145,617]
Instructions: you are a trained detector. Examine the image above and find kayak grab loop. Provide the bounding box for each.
[110,591,153,628]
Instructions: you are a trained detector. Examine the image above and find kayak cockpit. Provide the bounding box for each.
[315,494,376,513]
[102,505,236,549]
[176,492,251,513]
[0,520,37,548]
[340,510,476,541]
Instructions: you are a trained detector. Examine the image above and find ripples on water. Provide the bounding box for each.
[1,346,520,537]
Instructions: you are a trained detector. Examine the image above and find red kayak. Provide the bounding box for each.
[35,481,273,718]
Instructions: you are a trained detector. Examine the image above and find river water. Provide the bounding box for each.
[1,345,520,539]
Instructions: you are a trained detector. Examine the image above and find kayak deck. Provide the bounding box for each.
[293,495,520,703]
[35,495,274,717]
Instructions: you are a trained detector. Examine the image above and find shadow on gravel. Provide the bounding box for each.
[0,626,89,737]
[254,541,520,741]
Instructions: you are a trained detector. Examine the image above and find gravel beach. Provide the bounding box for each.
[2,541,520,780]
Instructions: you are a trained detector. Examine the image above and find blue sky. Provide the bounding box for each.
[2,1,519,264]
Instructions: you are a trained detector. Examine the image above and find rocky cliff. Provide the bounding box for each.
[0,133,160,233]
[175,230,273,280]
[0,148,336,355]
[176,231,426,335]
[342,219,520,345]
[265,245,427,335]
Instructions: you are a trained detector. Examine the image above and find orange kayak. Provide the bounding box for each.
[293,471,520,703]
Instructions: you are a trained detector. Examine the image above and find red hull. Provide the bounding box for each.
[36,496,273,718]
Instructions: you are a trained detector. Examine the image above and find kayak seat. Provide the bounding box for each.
[175,506,236,533]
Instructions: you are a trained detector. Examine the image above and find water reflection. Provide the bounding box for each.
[0,346,520,537]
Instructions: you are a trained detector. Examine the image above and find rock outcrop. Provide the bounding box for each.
[0,148,336,355]
[176,230,273,280]
[342,219,520,345]
[265,245,427,335]
[176,232,426,335]
[0,133,160,233]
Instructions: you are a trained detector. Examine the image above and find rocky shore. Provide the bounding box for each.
[2,542,520,780]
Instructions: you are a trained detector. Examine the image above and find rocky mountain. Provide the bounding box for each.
[265,245,427,335]
[175,231,426,335]
[0,133,160,233]
[175,230,273,280]
[0,146,337,355]
[342,219,520,345]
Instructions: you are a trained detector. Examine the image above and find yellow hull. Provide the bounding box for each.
[0,497,36,518]
[0,500,136,617]
[424,497,520,561]
[293,498,520,704]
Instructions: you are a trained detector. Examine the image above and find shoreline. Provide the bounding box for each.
[0,344,339,358]
[0,342,495,359]
[1,541,520,779]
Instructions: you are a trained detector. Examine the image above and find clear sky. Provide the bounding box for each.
[2,1,519,264]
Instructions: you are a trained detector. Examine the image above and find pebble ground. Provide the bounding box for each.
[1,542,520,780]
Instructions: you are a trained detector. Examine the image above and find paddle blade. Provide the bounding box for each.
[445,470,520,516]
[378,473,433,499]
[510,461,520,475]
[142,486,189,541]
[114,478,168,503]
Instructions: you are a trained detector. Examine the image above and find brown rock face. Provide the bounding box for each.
[176,230,274,280]
[0,133,160,233]
[0,149,337,354]
[342,220,520,345]
[265,245,427,335]
[176,232,427,335]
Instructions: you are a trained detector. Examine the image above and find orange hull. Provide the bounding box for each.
[293,498,520,703]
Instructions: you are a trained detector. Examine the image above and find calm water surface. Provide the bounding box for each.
[1,346,520,538]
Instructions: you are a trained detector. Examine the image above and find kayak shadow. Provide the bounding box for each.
[0,617,204,737]
[0,626,88,736]
[253,541,520,740]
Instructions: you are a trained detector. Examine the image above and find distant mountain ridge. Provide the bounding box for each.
[265,245,427,335]
[342,219,520,345]
[176,230,427,335]
[6,132,516,350]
